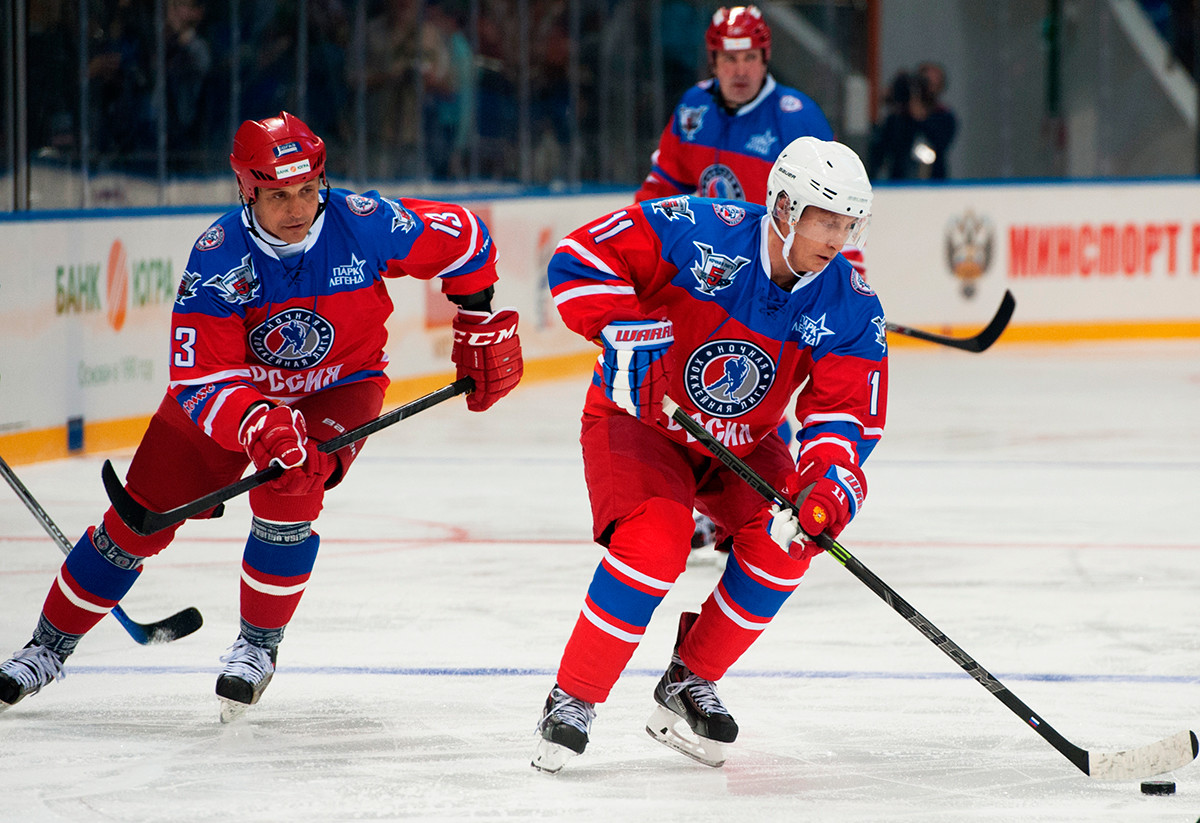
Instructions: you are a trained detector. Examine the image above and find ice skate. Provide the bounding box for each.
[0,642,66,712]
[531,684,596,774]
[216,637,277,723]
[646,612,738,767]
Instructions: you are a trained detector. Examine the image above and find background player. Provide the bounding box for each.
[533,136,887,772]
[634,5,833,205]
[0,112,523,721]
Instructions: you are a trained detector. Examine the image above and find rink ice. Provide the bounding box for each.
[2,340,1199,822]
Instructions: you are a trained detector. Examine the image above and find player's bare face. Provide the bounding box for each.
[252,180,321,244]
[788,207,861,272]
[714,50,768,107]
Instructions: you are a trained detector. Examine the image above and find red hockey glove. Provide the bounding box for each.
[239,404,334,496]
[597,319,674,425]
[783,451,868,541]
[451,308,523,411]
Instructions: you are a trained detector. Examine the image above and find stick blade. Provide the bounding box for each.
[966,289,1016,352]
[112,606,204,645]
[1087,729,1198,780]
[101,460,152,536]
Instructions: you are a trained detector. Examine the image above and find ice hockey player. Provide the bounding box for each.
[532,136,887,773]
[0,112,523,722]
[635,5,834,206]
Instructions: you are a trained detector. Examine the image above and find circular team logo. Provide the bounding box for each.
[779,95,803,113]
[850,269,875,296]
[195,225,225,251]
[248,308,336,369]
[346,194,378,216]
[698,164,745,201]
[685,339,775,418]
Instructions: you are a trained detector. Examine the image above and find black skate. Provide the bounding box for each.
[531,684,596,774]
[216,637,277,723]
[645,612,738,767]
[0,642,66,712]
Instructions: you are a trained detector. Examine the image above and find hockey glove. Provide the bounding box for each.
[597,319,674,424]
[239,404,334,496]
[784,450,868,541]
[451,308,524,412]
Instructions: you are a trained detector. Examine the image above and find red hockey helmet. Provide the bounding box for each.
[705,6,771,61]
[229,111,327,204]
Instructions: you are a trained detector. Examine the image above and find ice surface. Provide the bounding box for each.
[2,340,1199,822]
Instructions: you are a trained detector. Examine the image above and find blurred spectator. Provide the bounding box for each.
[165,0,213,171]
[867,62,958,180]
[422,3,475,180]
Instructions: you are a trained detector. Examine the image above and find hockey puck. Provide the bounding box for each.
[1140,780,1175,795]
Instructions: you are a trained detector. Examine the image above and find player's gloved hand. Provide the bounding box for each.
[451,308,523,412]
[784,453,868,541]
[597,319,674,424]
[239,404,334,495]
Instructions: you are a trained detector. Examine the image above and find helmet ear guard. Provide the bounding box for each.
[229,111,327,205]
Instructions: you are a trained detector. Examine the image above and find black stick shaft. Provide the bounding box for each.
[661,395,1090,775]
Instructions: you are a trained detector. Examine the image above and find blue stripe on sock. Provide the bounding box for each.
[718,554,794,619]
[64,532,141,602]
[586,563,663,629]
[242,532,321,578]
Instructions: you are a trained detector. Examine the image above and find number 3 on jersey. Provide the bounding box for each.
[174,326,197,368]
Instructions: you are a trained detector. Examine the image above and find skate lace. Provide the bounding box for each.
[541,687,596,734]
[1,645,65,694]
[665,671,730,716]
[219,638,275,684]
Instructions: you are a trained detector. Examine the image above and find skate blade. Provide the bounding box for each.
[218,696,251,724]
[531,737,579,774]
[645,704,727,767]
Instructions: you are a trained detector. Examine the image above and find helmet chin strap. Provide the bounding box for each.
[771,216,804,278]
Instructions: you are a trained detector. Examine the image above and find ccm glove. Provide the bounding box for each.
[598,319,674,424]
[784,453,868,541]
[451,308,524,411]
[239,404,334,496]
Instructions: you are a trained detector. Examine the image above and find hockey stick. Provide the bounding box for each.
[661,395,1198,780]
[102,377,475,537]
[886,290,1015,353]
[0,454,203,645]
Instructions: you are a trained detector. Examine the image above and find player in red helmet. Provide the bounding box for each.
[0,112,524,721]
[635,5,833,205]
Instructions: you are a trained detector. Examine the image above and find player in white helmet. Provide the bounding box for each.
[535,137,886,772]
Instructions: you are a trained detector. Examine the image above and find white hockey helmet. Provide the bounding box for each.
[766,136,873,248]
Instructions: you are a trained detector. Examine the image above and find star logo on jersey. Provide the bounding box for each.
[745,129,777,156]
[651,196,695,223]
[204,254,260,305]
[176,269,201,304]
[383,197,416,233]
[871,315,888,352]
[794,313,835,347]
[330,254,367,287]
[685,339,775,418]
[691,242,750,295]
[248,308,336,370]
[678,105,708,141]
[346,194,378,216]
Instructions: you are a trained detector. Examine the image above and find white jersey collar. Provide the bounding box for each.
[729,74,777,117]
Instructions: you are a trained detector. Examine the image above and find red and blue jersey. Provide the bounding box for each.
[169,190,497,451]
[549,195,887,466]
[635,75,833,206]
